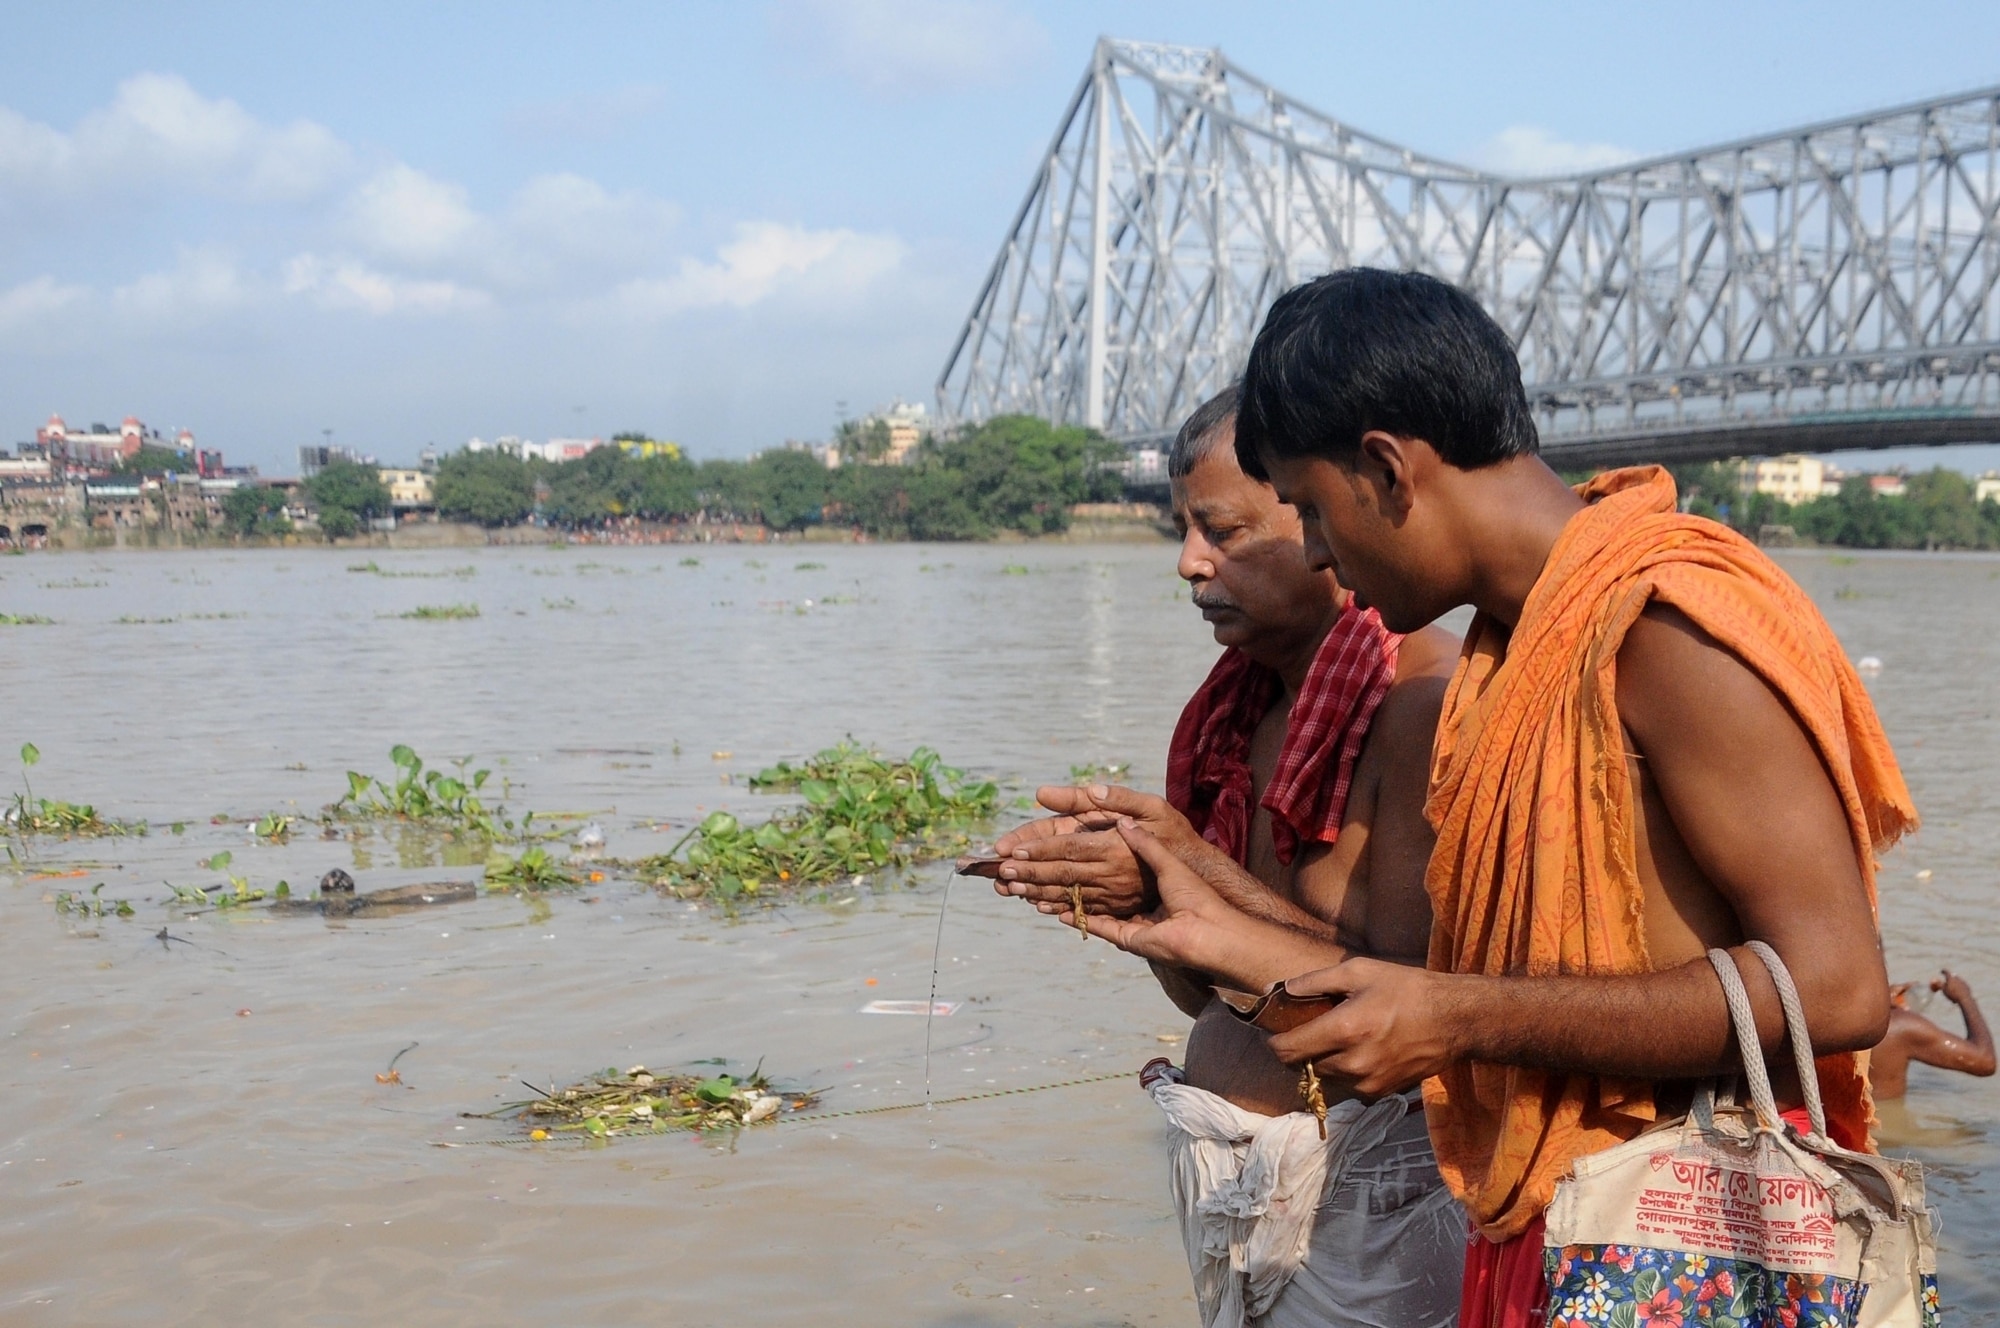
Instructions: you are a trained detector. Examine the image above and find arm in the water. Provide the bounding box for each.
[1075,821,1348,992]
[1907,972,1997,1076]
[1266,607,1892,1096]
[994,785,1342,941]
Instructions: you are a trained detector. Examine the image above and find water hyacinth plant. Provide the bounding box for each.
[6,743,143,838]
[335,746,505,839]
[641,743,997,899]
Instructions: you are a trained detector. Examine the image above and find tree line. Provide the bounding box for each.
[430,414,1125,539]
[1672,463,2000,550]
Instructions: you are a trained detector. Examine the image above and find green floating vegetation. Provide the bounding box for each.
[1068,759,1132,783]
[639,743,997,900]
[494,1065,817,1138]
[397,603,480,620]
[349,561,476,579]
[7,743,143,838]
[115,615,179,625]
[0,613,54,625]
[54,882,134,918]
[795,561,825,570]
[484,845,577,890]
[336,745,507,839]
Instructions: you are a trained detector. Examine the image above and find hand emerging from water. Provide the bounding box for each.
[990,784,1200,920]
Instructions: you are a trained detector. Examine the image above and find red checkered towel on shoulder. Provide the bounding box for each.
[1165,604,1400,866]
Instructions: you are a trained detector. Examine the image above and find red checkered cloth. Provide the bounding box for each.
[1165,603,1400,866]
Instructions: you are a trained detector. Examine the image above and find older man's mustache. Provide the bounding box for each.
[1190,589,1238,612]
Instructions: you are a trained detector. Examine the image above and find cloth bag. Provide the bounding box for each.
[1542,941,1940,1327]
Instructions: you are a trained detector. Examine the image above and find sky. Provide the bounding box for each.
[6,0,2000,472]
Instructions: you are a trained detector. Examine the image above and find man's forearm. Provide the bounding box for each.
[1175,836,1341,942]
[1437,955,1804,1080]
[1181,909,1347,995]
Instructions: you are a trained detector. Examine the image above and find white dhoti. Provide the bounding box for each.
[1151,1076,1465,1328]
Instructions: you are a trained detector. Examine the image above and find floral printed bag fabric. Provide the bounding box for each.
[1542,943,1939,1327]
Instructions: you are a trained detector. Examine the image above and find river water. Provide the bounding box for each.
[0,542,1992,1325]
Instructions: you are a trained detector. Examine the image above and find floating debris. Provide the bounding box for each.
[861,1000,959,1016]
[7,743,143,838]
[638,743,997,901]
[484,846,577,890]
[0,613,54,625]
[483,1065,818,1138]
[396,603,480,620]
[269,869,478,916]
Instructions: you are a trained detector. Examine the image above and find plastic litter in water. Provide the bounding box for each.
[862,1000,959,1017]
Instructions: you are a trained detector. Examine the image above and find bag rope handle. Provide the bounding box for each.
[1744,939,1830,1140]
[1706,948,1781,1130]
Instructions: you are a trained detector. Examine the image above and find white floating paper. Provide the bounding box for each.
[860,999,959,1016]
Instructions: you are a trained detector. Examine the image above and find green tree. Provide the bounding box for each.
[221,485,292,538]
[434,451,534,527]
[305,460,392,539]
[114,445,197,476]
[743,449,833,530]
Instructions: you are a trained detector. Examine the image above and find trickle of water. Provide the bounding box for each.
[923,868,954,1112]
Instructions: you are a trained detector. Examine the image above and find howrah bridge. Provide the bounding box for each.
[937,39,2000,470]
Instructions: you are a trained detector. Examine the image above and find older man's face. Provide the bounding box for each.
[1170,422,1340,657]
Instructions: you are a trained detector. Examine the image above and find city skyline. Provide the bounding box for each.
[7,1,2000,471]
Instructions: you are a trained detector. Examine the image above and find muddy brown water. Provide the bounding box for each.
[0,544,1993,1325]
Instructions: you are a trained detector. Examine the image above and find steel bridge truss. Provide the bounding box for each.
[938,39,2000,465]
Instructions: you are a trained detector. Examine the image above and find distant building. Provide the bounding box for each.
[1867,474,1907,498]
[462,436,607,463]
[379,468,435,512]
[1744,454,1825,506]
[879,402,926,465]
[534,437,605,463]
[32,414,195,474]
[614,437,682,462]
[1976,471,2000,505]
[300,444,374,477]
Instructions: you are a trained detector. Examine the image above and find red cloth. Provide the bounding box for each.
[1164,603,1400,865]
[1461,1107,1821,1327]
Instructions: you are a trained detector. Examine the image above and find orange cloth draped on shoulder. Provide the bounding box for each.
[1421,465,1918,1243]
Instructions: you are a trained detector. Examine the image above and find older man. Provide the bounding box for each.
[991,385,1464,1328]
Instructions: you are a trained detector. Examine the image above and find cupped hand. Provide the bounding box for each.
[1067,821,1241,970]
[989,785,1200,920]
[1934,969,1973,1003]
[1265,957,1460,1098]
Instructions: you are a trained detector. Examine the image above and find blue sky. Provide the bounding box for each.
[6,0,2000,471]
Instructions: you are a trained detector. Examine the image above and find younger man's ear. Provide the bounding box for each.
[1356,430,1418,517]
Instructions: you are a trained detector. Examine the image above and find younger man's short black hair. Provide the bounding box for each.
[1235,268,1538,476]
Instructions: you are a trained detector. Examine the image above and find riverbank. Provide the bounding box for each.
[2,502,1178,553]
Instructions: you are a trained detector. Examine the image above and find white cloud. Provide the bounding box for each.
[1475,126,1638,177]
[111,249,256,321]
[0,276,87,333]
[0,73,350,201]
[608,221,903,317]
[282,254,489,316]
[345,164,483,267]
[770,0,1046,95]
